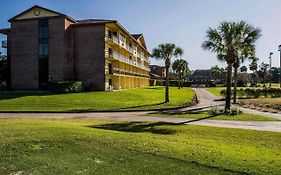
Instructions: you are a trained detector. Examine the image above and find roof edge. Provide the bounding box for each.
[8,5,77,23]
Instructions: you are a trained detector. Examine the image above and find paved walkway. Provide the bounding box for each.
[0,88,280,132]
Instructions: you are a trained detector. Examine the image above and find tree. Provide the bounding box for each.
[172,59,190,89]
[152,43,183,102]
[0,53,8,90]
[258,62,269,87]
[270,67,280,83]
[210,65,225,84]
[249,57,259,85]
[202,21,261,112]
[232,22,261,104]
[240,65,247,73]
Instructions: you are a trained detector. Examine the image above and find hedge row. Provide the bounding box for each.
[149,80,192,87]
[220,88,281,98]
[49,81,84,93]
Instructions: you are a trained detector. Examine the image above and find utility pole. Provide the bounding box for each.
[269,52,273,88]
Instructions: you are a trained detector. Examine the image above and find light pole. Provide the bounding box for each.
[278,45,281,88]
[269,52,273,88]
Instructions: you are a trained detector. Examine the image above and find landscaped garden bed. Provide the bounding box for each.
[238,98,281,112]
[0,86,196,112]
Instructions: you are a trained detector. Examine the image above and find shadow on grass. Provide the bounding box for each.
[0,92,53,100]
[144,87,164,90]
[89,121,178,135]
[114,102,167,110]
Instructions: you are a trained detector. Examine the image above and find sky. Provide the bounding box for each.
[0,0,281,70]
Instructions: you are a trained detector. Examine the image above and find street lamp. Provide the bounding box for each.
[278,45,281,88]
[269,52,273,88]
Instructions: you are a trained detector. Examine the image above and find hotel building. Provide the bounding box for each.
[0,5,150,91]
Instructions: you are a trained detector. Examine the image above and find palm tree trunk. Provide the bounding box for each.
[178,76,180,89]
[165,66,170,103]
[178,74,181,89]
[233,67,238,104]
[225,63,233,112]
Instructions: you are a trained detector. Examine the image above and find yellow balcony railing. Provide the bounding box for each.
[105,50,150,72]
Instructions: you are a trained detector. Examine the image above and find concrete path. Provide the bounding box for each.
[1,111,281,132]
[0,88,280,132]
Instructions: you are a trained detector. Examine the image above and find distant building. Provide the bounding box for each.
[149,65,166,79]
[0,5,150,91]
[190,69,213,83]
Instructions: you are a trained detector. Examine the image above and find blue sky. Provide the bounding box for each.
[1,0,281,70]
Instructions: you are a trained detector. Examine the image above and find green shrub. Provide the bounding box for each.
[220,88,281,99]
[229,107,242,116]
[49,81,84,93]
[208,107,224,116]
[237,79,247,87]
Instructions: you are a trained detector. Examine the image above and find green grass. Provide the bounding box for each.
[148,111,279,121]
[206,87,225,96]
[0,86,195,112]
[0,118,281,175]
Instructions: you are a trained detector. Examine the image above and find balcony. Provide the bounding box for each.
[105,50,150,72]
[106,34,119,45]
[105,35,134,54]
[108,67,150,78]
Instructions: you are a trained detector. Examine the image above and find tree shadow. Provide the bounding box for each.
[0,92,53,100]
[113,102,167,110]
[144,87,164,90]
[89,121,178,135]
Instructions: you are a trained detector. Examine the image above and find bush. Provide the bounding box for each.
[182,81,192,87]
[229,107,242,116]
[237,79,247,87]
[208,107,224,116]
[206,81,216,87]
[49,81,84,93]
[220,88,281,99]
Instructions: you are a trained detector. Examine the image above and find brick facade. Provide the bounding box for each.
[2,6,150,91]
[10,20,39,90]
[73,24,105,90]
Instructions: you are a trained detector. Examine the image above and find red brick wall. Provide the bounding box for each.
[48,17,66,81]
[73,24,105,90]
[10,20,39,90]
[63,19,74,80]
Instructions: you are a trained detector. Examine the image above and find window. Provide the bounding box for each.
[39,43,48,57]
[38,19,49,90]
[119,33,126,43]
[38,19,49,58]
[108,63,113,74]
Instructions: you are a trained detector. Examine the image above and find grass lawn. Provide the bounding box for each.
[206,87,225,97]
[147,111,280,121]
[0,119,281,175]
[0,86,195,112]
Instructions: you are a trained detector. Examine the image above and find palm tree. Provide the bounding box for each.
[202,21,261,112]
[210,65,225,84]
[249,57,259,86]
[172,59,190,89]
[152,43,184,102]
[258,62,269,87]
[232,22,261,104]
